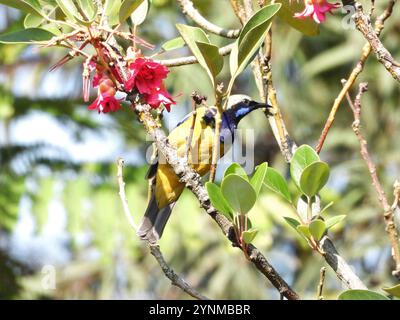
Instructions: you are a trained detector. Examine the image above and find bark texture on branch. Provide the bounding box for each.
[353,2,400,84]
[176,0,240,38]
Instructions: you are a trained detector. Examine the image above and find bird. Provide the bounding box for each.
[137,95,271,244]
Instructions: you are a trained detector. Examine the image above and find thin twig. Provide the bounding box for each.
[156,43,234,67]
[347,83,400,278]
[353,2,400,83]
[176,0,240,38]
[317,267,326,300]
[116,158,209,299]
[133,103,300,300]
[315,0,397,154]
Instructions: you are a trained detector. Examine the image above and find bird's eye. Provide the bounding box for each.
[243,99,250,105]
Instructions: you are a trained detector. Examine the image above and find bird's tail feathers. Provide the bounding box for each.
[137,194,175,244]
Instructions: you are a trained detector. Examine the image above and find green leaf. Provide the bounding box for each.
[250,162,268,196]
[299,161,330,197]
[309,219,326,241]
[196,41,224,86]
[176,24,223,88]
[221,175,257,214]
[338,290,389,300]
[24,13,44,28]
[0,28,55,43]
[229,41,239,78]
[283,217,300,231]
[130,0,149,25]
[296,225,311,239]
[55,0,79,22]
[224,163,248,180]
[263,167,291,203]
[205,182,234,221]
[76,0,98,22]
[242,228,258,244]
[325,215,346,229]
[319,201,334,215]
[119,0,145,23]
[273,0,319,36]
[161,37,186,51]
[105,0,122,26]
[383,284,400,298]
[290,145,320,188]
[0,0,43,16]
[230,3,281,80]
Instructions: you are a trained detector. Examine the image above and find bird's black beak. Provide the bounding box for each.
[248,100,271,109]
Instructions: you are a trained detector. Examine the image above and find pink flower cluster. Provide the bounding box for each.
[124,58,176,112]
[294,0,340,24]
[85,51,175,114]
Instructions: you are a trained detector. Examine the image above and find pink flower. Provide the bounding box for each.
[294,0,340,24]
[88,76,122,114]
[88,92,122,113]
[144,86,176,112]
[124,58,169,94]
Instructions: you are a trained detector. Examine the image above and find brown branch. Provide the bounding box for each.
[156,43,234,67]
[317,267,326,300]
[116,158,209,300]
[133,103,300,300]
[353,2,400,83]
[346,83,400,278]
[176,0,240,38]
[320,237,367,289]
[315,0,397,154]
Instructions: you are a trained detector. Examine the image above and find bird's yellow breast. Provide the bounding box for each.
[155,107,227,208]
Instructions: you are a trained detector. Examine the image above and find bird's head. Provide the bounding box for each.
[224,94,271,127]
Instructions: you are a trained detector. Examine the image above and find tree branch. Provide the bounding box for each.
[353,2,400,83]
[116,158,209,300]
[315,0,397,154]
[133,103,300,300]
[346,83,400,278]
[176,0,240,38]
[157,43,234,67]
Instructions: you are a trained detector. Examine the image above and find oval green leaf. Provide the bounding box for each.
[196,41,224,87]
[242,228,258,244]
[221,174,256,214]
[231,3,281,79]
[325,215,346,229]
[296,224,311,239]
[338,290,389,300]
[250,162,268,196]
[0,0,43,16]
[299,161,330,197]
[161,37,186,52]
[205,182,234,221]
[105,0,122,26]
[119,0,145,23]
[309,219,326,241]
[283,217,300,231]
[263,167,291,203]
[0,28,54,43]
[290,144,320,188]
[130,0,149,25]
[224,163,248,180]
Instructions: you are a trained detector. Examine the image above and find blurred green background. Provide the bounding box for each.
[0,0,399,299]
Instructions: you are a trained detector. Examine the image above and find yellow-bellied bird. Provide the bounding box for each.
[137,95,271,243]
